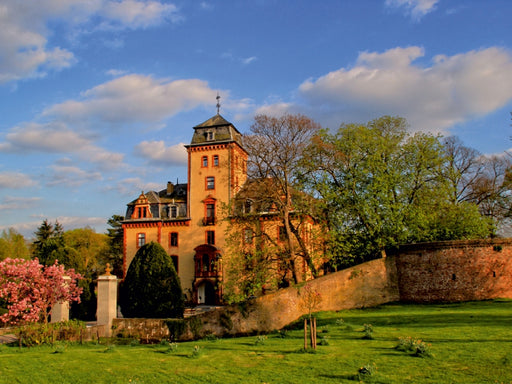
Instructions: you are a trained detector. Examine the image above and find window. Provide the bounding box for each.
[213,155,219,167]
[170,255,179,273]
[170,232,178,247]
[206,230,215,245]
[169,205,177,218]
[244,199,253,213]
[206,131,214,141]
[137,233,146,248]
[244,228,253,244]
[137,206,147,218]
[204,203,215,225]
[206,176,215,190]
[202,156,208,167]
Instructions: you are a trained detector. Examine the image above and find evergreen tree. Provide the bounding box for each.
[32,219,66,266]
[119,242,184,318]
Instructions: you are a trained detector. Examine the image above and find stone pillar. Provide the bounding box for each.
[51,275,71,323]
[50,301,69,323]
[97,264,118,337]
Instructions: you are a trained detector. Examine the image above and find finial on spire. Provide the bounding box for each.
[216,92,221,115]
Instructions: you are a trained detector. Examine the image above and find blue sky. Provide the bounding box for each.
[1,0,512,238]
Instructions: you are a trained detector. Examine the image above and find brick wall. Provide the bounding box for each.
[392,239,512,302]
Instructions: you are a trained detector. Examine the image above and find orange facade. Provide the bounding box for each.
[122,114,247,304]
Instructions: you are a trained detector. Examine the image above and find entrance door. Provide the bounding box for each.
[197,281,216,305]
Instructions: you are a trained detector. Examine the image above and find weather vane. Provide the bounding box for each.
[216,92,221,115]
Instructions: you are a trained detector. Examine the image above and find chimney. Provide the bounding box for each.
[167,181,174,195]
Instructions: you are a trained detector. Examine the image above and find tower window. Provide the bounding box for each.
[171,255,179,272]
[204,203,215,225]
[206,131,214,141]
[170,232,178,247]
[207,230,215,245]
[206,176,215,190]
[202,156,208,167]
[137,233,146,248]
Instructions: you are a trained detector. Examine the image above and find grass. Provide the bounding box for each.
[0,300,511,383]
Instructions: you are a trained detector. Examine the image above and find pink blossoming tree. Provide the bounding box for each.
[0,258,82,325]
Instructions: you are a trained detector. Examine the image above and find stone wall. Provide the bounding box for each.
[111,238,512,341]
[392,238,512,302]
[112,256,399,341]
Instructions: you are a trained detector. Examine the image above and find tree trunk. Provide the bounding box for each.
[304,318,308,350]
[309,317,315,349]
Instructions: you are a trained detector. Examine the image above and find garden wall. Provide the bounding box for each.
[391,238,512,302]
[112,238,512,341]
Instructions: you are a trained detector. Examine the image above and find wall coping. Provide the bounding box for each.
[388,238,512,253]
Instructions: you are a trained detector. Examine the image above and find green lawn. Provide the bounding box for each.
[1,300,511,383]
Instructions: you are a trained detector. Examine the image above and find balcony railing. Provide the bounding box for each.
[202,216,216,226]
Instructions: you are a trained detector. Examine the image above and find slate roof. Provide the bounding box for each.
[188,113,244,148]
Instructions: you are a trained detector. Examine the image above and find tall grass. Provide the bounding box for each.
[0,300,510,383]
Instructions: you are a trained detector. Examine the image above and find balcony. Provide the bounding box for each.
[202,216,216,226]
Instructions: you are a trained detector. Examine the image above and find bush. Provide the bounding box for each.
[362,323,374,339]
[120,242,184,319]
[18,320,85,347]
[395,336,433,358]
[357,362,377,380]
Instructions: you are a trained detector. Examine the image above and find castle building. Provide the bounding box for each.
[122,109,324,305]
[122,112,248,305]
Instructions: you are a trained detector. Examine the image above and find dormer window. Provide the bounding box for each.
[244,199,253,214]
[206,131,215,141]
[169,205,177,218]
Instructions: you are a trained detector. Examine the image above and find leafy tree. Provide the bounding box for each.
[442,136,512,231]
[119,242,184,318]
[0,228,30,261]
[300,116,493,267]
[235,113,322,286]
[0,258,82,325]
[100,215,125,278]
[62,227,108,321]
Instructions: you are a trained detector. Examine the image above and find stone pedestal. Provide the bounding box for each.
[50,301,69,323]
[97,270,118,337]
[51,275,71,323]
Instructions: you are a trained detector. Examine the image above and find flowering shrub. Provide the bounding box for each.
[0,258,82,325]
[395,336,432,357]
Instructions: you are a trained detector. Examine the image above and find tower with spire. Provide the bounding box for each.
[122,96,247,305]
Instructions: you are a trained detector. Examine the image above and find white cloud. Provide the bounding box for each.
[298,46,512,133]
[134,141,187,165]
[46,165,103,187]
[102,0,180,28]
[0,121,125,170]
[385,0,439,20]
[0,122,91,153]
[44,74,218,124]
[0,0,180,83]
[0,172,38,189]
[242,56,257,65]
[0,196,41,211]
[111,177,164,195]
